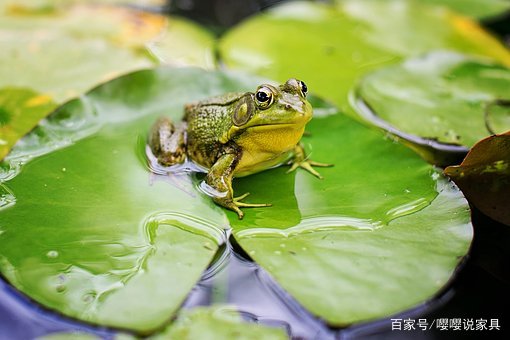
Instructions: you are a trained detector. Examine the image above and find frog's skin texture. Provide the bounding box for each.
[150,79,332,219]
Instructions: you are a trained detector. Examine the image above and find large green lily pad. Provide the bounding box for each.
[229,113,472,326]
[353,51,510,165]
[219,0,510,113]
[0,68,253,333]
[0,67,472,331]
[0,1,215,160]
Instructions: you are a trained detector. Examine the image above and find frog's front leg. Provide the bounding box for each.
[206,150,271,219]
[287,144,333,179]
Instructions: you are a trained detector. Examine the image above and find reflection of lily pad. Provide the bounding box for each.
[0,68,472,331]
[219,0,510,113]
[353,51,510,165]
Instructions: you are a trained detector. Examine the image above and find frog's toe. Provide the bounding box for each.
[300,161,324,179]
[286,162,300,174]
[234,192,272,208]
[308,160,334,167]
[287,160,333,179]
[233,192,251,202]
[233,206,244,220]
[287,160,322,177]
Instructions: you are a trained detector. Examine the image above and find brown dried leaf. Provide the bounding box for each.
[445,132,510,225]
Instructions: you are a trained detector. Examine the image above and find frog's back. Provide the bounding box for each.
[195,92,245,106]
[184,92,245,167]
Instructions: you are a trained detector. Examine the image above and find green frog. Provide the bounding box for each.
[149,78,331,219]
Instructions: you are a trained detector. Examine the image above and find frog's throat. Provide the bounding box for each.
[221,123,305,144]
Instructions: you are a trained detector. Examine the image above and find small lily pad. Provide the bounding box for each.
[219,0,510,113]
[445,132,510,225]
[354,51,510,165]
[153,306,288,340]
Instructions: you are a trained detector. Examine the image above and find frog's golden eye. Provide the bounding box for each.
[255,86,274,109]
[298,80,308,97]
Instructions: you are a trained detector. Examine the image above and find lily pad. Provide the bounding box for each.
[0,2,215,160]
[219,0,510,113]
[153,306,288,340]
[420,0,510,19]
[353,51,510,165]
[0,88,57,161]
[0,68,259,333]
[445,132,510,226]
[0,67,472,331]
[0,0,167,13]
[229,113,472,326]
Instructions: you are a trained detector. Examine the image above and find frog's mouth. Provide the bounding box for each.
[246,123,298,130]
[245,111,312,130]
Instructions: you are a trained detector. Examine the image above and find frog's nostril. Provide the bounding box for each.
[285,104,291,110]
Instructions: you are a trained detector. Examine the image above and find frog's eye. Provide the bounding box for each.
[255,86,274,109]
[298,80,308,97]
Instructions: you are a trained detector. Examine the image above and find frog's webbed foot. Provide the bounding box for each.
[234,193,272,208]
[214,193,271,220]
[288,144,333,179]
[207,152,272,219]
[287,160,333,179]
[218,193,270,219]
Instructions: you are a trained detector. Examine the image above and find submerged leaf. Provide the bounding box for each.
[354,52,510,166]
[445,132,510,225]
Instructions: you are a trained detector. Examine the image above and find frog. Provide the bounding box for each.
[149,78,332,219]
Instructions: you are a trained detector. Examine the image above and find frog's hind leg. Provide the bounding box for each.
[149,117,187,166]
[206,150,271,219]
